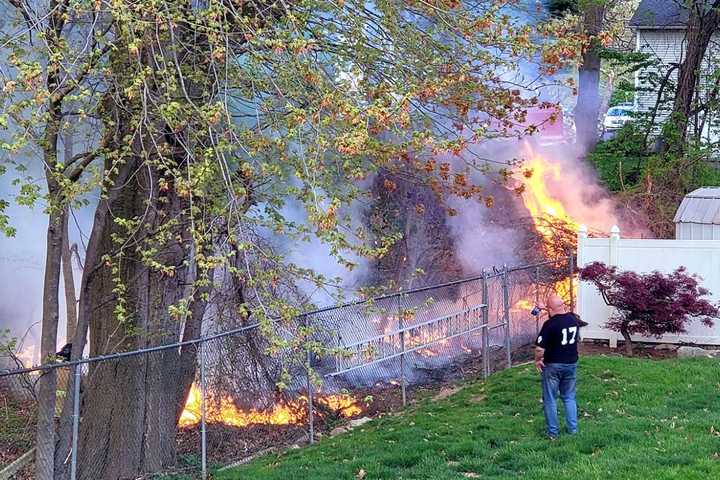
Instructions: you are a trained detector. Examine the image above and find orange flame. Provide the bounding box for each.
[15,346,36,367]
[179,384,361,428]
[514,143,581,303]
[554,277,578,303]
[511,299,535,312]
[317,394,364,417]
[514,143,579,255]
[379,315,451,358]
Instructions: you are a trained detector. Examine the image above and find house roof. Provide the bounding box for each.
[673,187,720,225]
[629,0,688,28]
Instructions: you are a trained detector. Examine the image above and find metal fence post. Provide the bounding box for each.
[199,342,207,480]
[534,265,541,335]
[481,270,490,378]
[502,265,512,369]
[398,297,407,407]
[568,254,575,310]
[69,363,81,480]
[302,314,315,445]
[334,329,340,373]
[306,344,315,444]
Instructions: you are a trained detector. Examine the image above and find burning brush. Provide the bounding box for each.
[179,384,362,428]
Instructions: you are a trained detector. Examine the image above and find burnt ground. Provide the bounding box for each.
[579,340,681,360]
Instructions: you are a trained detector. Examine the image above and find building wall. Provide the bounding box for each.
[676,222,720,240]
[577,228,720,345]
[634,28,720,142]
[634,29,683,118]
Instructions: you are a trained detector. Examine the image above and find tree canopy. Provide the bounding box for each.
[0,0,581,478]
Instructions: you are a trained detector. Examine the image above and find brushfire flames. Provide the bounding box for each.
[515,143,579,259]
[377,308,477,358]
[15,346,36,367]
[513,143,597,304]
[179,384,362,428]
[510,299,534,313]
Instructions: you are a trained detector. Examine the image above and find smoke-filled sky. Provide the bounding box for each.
[0,142,95,363]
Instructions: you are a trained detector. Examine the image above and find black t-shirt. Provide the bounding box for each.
[535,313,580,364]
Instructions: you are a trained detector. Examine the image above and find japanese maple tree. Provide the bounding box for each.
[579,262,718,355]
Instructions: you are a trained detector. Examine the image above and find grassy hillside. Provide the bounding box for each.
[218,356,720,480]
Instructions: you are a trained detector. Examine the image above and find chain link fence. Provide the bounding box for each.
[0,257,573,480]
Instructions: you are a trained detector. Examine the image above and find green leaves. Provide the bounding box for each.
[14,182,41,208]
[0,200,16,238]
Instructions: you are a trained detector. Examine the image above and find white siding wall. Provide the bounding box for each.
[634,28,720,142]
[635,29,683,121]
[577,228,720,345]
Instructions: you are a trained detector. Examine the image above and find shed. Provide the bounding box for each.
[674,187,720,239]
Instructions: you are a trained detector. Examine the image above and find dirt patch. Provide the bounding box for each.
[468,393,487,404]
[0,392,36,460]
[432,386,463,401]
[580,341,679,360]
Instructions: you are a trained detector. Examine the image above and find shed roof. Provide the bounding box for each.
[629,0,688,28]
[673,187,720,225]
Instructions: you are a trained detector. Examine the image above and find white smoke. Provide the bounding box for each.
[278,197,366,306]
[0,145,94,365]
[446,195,522,273]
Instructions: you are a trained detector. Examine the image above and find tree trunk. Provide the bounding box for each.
[574,3,605,156]
[620,324,633,356]
[62,209,78,342]
[62,130,78,342]
[37,12,66,470]
[69,151,208,480]
[53,136,144,479]
[36,207,64,480]
[669,1,720,148]
[54,10,216,479]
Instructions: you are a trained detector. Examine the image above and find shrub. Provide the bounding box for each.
[579,262,718,355]
[588,126,720,238]
[587,124,649,192]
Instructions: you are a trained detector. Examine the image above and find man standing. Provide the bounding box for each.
[534,294,579,440]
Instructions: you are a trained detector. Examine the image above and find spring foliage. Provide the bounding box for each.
[0,0,586,330]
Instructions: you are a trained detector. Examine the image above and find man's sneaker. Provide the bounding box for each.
[547,435,558,441]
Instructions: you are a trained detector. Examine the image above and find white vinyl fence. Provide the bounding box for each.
[577,226,720,346]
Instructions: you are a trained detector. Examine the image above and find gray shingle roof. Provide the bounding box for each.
[630,0,688,28]
[673,187,720,225]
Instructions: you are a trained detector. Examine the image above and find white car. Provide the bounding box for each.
[602,105,636,131]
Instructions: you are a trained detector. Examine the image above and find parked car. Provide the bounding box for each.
[602,104,636,132]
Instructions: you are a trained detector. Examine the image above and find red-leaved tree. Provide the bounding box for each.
[579,262,718,355]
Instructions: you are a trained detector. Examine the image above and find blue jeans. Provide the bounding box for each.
[541,362,578,437]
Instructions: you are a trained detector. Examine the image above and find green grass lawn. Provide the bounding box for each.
[217,356,720,480]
